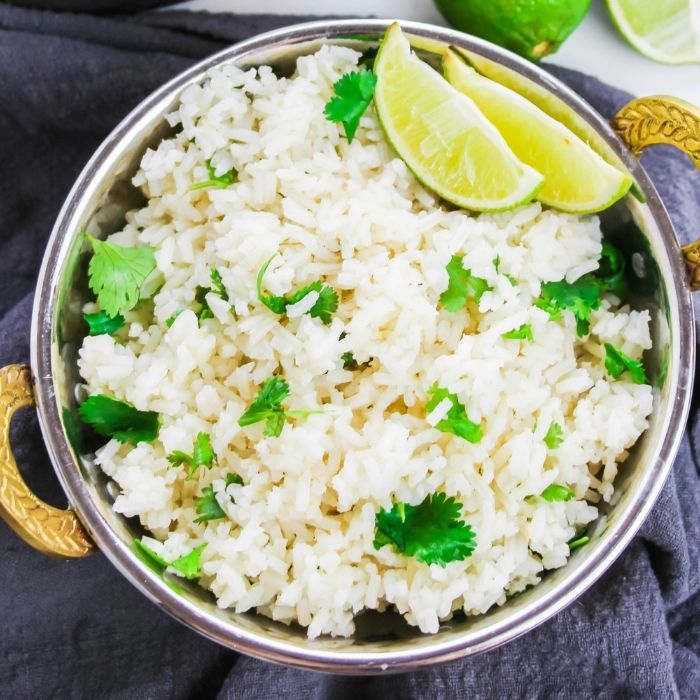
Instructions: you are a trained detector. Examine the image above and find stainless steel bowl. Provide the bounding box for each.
[1,19,698,673]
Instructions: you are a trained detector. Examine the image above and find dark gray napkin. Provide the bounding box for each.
[0,3,698,698]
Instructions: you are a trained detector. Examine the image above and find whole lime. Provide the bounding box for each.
[434,0,592,60]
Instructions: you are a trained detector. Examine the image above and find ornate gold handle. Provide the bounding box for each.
[611,95,700,290]
[0,364,94,557]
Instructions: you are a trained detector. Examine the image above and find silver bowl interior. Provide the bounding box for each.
[30,20,695,673]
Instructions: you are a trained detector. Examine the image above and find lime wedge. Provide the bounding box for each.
[606,0,700,64]
[373,23,544,212]
[451,46,644,202]
[443,50,633,214]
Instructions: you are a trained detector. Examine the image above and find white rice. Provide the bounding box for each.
[78,46,653,638]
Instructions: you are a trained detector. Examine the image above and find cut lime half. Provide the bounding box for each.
[443,50,633,214]
[373,23,544,212]
[606,0,700,64]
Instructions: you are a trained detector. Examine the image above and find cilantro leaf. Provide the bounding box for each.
[195,267,234,323]
[535,277,601,336]
[237,376,320,437]
[339,331,371,370]
[87,237,156,319]
[210,268,228,299]
[568,535,590,550]
[238,376,291,437]
[440,256,491,312]
[543,422,564,449]
[426,385,483,444]
[133,538,169,572]
[594,242,628,298]
[167,432,217,480]
[166,310,183,327]
[540,484,575,502]
[134,539,206,581]
[84,310,125,336]
[225,473,244,487]
[166,451,191,467]
[323,70,377,142]
[188,159,236,191]
[256,256,338,325]
[170,544,207,579]
[604,343,648,384]
[256,256,288,315]
[262,411,286,438]
[192,432,215,470]
[78,394,160,444]
[309,285,340,325]
[195,286,215,322]
[536,243,629,337]
[341,351,357,369]
[373,492,477,566]
[194,485,227,523]
[502,324,533,342]
[359,47,378,71]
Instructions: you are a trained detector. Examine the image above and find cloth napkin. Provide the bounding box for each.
[1,3,699,698]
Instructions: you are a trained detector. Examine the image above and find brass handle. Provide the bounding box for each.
[0,364,94,557]
[611,95,700,290]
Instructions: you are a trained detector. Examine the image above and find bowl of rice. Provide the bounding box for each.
[0,19,697,672]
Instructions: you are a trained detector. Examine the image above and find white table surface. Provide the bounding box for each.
[170,0,700,105]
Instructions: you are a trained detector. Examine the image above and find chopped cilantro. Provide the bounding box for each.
[195,267,235,322]
[134,539,205,581]
[84,310,125,336]
[225,473,244,487]
[238,376,320,437]
[167,432,217,480]
[568,535,590,550]
[604,343,648,384]
[374,492,477,566]
[426,385,483,444]
[540,484,575,502]
[188,159,236,191]
[133,538,169,572]
[323,70,377,142]
[359,46,378,70]
[440,256,491,312]
[594,242,627,298]
[166,310,183,327]
[256,255,338,325]
[170,543,207,579]
[238,376,290,437]
[305,285,339,325]
[341,351,372,371]
[535,277,601,336]
[78,394,160,444]
[341,351,358,369]
[195,286,214,322]
[194,485,227,524]
[339,332,370,370]
[87,236,156,318]
[502,323,533,342]
[543,422,564,449]
[132,539,189,594]
[536,243,629,337]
